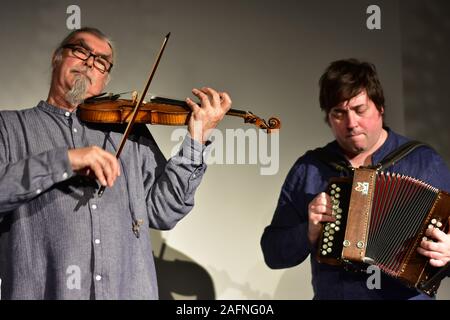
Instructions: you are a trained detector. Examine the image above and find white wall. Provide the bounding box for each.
[1,0,448,299]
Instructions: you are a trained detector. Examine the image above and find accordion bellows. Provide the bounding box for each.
[317,168,450,296]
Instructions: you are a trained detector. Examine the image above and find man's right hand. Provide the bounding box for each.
[308,192,336,246]
[68,146,120,187]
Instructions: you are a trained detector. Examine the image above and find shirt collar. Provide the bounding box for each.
[325,127,400,166]
[37,100,75,117]
[369,127,401,165]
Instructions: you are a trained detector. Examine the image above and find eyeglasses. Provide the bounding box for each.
[63,44,113,73]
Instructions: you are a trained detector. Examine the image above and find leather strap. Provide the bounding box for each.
[311,140,429,173]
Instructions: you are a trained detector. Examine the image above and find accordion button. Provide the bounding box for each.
[335,226,340,231]
[327,248,332,253]
[335,194,340,199]
[336,214,342,219]
[329,236,334,241]
[331,190,335,195]
[328,242,333,247]
[331,184,337,189]
[422,236,428,241]
[336,221,341,226]
[323,238,329,243]
[431,219,437,225]
[323,244,328,249]
[336,187,341,192]
[329,229,335,235]
[322,250,327,255]
[428,224,434,229]
[437,221,443,228]
[330,223,336,228]
[337,208,343,214]
[324,232,329,237]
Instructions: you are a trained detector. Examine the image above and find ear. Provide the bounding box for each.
[325,113,331,127]
[51,51,62,69]
[51,53,58,69]
[380,106,384,115]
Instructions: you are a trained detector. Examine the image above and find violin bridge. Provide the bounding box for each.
[131,91,139,105]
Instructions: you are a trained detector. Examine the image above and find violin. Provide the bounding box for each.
[90,32,280,197]
[78,92,281,133]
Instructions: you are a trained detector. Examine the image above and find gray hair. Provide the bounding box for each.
[52,27,115,76]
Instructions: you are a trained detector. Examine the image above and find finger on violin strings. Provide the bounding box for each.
[200,87,221,106]
[218,91,232,110]
[185,97,201,112]
[192,88,215,109]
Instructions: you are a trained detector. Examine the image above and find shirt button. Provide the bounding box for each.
[91,204,97,210]
[94,239,101,244]
[95,275,102,281]
[64,111,71,117]
[62,172,68,179]
[36,189,42,194]
[73,128,78,133]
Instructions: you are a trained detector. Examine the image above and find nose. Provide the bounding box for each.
[84,55,95,69]
[346,110,358,129]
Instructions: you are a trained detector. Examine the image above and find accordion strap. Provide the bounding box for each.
[311,140,428,173]
[309,148,352,175]
[368,140,428,171]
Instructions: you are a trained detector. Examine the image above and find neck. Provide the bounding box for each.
[47,84,77,112]
[346,128,388,168]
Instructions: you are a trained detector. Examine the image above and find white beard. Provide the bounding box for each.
[65,75,89,107]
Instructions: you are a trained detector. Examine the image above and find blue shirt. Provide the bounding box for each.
[261,128,450,299]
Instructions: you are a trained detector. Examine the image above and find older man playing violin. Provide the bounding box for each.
[0,27,231,299]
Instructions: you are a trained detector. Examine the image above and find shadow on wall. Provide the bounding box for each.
[273,266,313,299]
[151,230,215,300]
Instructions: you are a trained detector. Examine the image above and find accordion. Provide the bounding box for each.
[317,168,450,296]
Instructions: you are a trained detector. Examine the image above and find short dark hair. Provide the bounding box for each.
[52,27,114,69]
[319,59,385,122]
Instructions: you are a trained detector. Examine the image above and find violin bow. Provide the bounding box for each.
[98,32,171,197]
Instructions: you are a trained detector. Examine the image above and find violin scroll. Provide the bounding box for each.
[244,112,281,133]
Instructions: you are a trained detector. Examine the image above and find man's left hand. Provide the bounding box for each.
[185,87,232,144]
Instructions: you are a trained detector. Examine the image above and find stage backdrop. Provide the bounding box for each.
[0,0,448,299]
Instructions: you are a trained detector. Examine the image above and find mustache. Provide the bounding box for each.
[70,67,93,84]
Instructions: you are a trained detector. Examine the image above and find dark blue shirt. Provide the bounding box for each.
[261,129,450,299]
